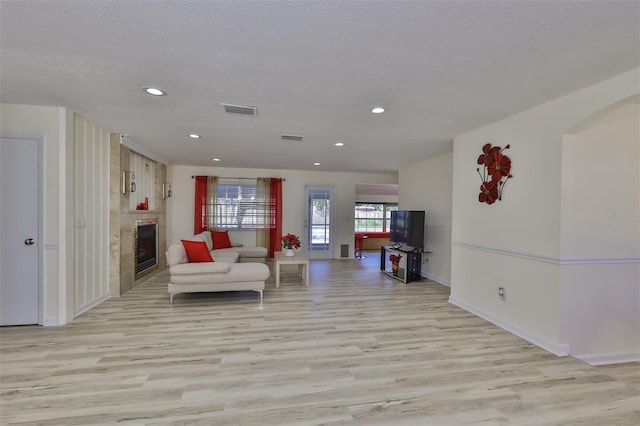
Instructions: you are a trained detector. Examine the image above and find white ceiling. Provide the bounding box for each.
[1,1,638,174]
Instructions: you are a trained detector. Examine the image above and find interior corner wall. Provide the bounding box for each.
[450,68,639,358]
[559,100,640,364]
[166,165,397,258]
[398,151,453,286]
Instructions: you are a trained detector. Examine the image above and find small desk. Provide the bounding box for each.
[274,251,310,288]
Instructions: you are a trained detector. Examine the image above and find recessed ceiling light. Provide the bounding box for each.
[371,107,385,114]
[313,162,321,166]
[334,142,345,147]
[212,158,220,162]
[188,134,200,139]
[143,87,167,96]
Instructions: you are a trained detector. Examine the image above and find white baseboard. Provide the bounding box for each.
[572,351,640,366]
[43,316,59,326]
[74,293,111,318]
[448,296,570,357]
[421,271,450,287]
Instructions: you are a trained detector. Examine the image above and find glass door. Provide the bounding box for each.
[304,185,334,259]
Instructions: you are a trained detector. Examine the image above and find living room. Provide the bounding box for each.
[1,1,639,424]
[1,0,638,367]
[7,76,633,363]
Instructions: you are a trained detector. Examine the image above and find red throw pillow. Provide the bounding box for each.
[181,240,214,262]
[211,230,233,249]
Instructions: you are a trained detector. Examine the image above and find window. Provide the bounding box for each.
[355,203,398,232]
[209,179,269,229]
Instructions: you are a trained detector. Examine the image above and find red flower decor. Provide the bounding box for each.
[476,143,513,205]
[281,233,301,249]
[389,254,403,264]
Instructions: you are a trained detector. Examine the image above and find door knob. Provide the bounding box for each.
[24,238,35,246]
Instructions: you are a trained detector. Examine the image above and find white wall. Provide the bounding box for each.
[399,151,453,286]
[450,68,639,362]
[355,194,398,204]
[1,104,67,325]
[559,100,639,364]
[72,114,111,317]
[560,101,639,259]
[1,104,112,326]
[167,165,397,258]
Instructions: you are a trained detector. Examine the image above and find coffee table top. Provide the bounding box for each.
[274,251,309,263]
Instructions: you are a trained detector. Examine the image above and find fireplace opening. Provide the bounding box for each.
[135,220,158,277]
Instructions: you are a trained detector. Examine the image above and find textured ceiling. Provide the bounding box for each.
[1,0,638,173]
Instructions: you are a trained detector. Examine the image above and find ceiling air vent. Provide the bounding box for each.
[280,134,304,141]
[221,103,257,115]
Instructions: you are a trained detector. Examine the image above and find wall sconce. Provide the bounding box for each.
[122,171,136,194]
[162,182,172,199]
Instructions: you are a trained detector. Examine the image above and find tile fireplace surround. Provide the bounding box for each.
[117,213,165,294]
[110,136,167,296]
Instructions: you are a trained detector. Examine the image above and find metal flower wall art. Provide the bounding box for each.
[476,143,513,205]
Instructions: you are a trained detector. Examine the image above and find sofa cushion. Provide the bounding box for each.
[214,246,268,258]
[211,230,233,249]
[181,240,214,263]
[193,231,214,251]
[166,243,189,267]
[170,263,270,285]
[212,252,240,264]
[170,261,231,276]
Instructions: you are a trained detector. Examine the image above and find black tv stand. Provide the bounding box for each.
[380,245,423,283]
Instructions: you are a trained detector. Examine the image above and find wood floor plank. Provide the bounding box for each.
[1,254,638,425]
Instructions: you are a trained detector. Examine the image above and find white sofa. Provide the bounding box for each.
[165,231,270,304]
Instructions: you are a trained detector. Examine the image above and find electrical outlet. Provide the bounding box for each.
[498,287,506,300]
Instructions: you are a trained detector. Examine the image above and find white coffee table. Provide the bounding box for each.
[274,251,310,288]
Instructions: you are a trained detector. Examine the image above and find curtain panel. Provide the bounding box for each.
[256,178,283,258]
[269,178,283,257]
[194,176,219,234]
[194,176,207,234]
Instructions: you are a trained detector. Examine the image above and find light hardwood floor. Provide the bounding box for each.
[1,253,638,425]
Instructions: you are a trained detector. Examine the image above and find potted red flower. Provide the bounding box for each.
[281,233,301,257]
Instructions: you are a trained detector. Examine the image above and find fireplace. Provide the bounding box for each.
[134,218,158,278]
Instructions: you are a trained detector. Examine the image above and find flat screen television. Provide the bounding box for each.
[390,210,425,249]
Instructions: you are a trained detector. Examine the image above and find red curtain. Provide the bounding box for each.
[268,178,283,258]
[194,176,208,234]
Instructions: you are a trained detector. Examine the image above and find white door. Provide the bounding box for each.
[0,137,40,326]
[304,185,335,259]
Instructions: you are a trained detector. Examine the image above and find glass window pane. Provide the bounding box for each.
[207,179,268,229]
[308,188,332,250]
[355,202,397,232]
